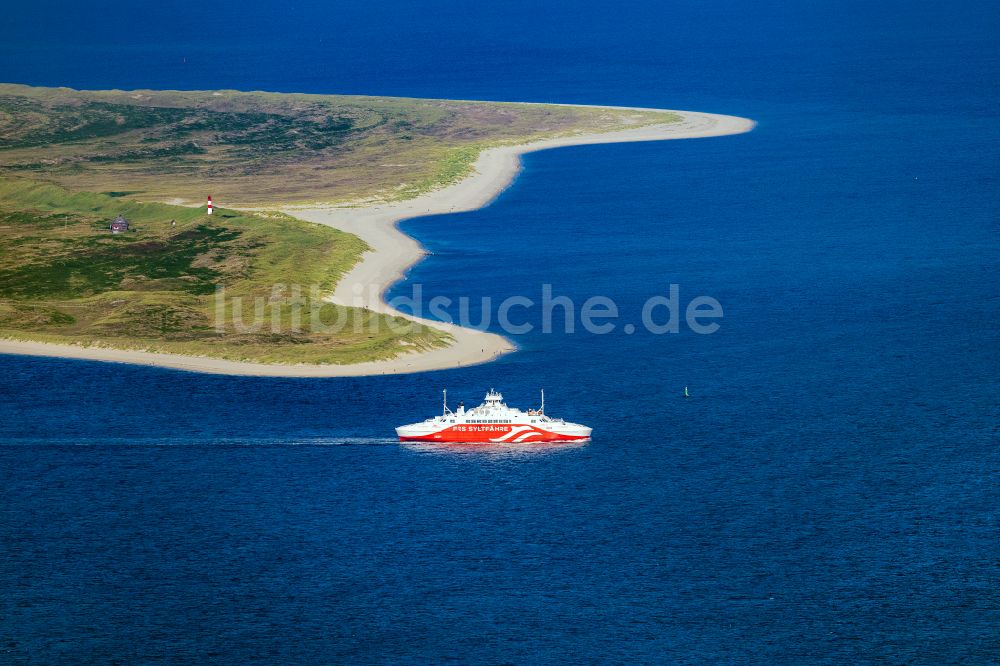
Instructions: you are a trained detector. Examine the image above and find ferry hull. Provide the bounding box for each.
[397,423,591,443]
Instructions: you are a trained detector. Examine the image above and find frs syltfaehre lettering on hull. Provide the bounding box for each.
[395,389,592,443]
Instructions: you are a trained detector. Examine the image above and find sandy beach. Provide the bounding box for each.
[0,107,753,376]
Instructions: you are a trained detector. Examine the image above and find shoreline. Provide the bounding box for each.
[0,107,753,376]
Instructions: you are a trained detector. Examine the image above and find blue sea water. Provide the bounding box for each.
[1,0,999,663]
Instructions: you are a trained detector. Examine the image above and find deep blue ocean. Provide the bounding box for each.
[1,1,998,663]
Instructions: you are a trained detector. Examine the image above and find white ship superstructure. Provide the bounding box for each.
[396,389,592,443]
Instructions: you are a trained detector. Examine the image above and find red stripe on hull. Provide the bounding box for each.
[398,424,589,443]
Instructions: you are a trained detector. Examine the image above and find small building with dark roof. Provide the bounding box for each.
[110,214,130,234]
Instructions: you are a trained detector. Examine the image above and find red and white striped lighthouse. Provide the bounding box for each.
[206,195,214,215]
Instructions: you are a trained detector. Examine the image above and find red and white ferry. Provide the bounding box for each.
[396,389,592,443]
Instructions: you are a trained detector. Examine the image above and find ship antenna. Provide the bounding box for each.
[443,387,447,416]
[541,388,545,414]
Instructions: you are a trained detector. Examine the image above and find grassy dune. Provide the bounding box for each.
[0,84,680,205]
[0,84,680,365]
[0,179,450,364]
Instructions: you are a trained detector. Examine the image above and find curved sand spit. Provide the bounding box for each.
[0,107,754,376]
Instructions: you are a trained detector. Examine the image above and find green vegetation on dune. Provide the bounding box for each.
[0,179,449,364]
[0,84,681,365]
[0,84,680,205]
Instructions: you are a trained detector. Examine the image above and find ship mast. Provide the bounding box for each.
[541,388,545,415]
[443,388,447,416]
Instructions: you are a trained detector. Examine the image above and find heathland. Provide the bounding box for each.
[0,84,689,366]
[0,84,679,205]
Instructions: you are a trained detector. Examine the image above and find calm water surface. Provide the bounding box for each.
[1,0,998,663]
